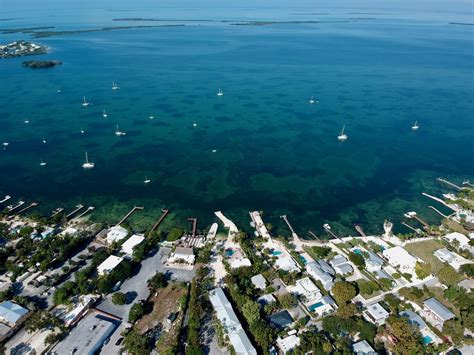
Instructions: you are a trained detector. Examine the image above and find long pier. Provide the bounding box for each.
[147,209,170,237]
[354,225,367,237]
[117,206,144,226]
[73,206,95,220]
[16,202,38,215]
[428,206,449,219]
[0,195,11,204]
[188,217,197,238]
[422,193,457,211]
[6,200,25,213]
[308,230,323,243]
[323,224,341,241]
[437,178,462,191]
[280,214,302,246]
[50,208,64,218]
[66,204,84,219]
[401,222,422,234]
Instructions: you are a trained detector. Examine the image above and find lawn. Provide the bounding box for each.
[404,239,446,273]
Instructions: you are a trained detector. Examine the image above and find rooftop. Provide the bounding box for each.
[251,274,267,290]
[106,225,128,244]
[268,310,293,329]
[352,340,376,354]
[97,255,123,276]
[277,335,300,354]
[365,303,389,321]
[423,298,455,322]
[0,300,28,325]
[120,234,145,256]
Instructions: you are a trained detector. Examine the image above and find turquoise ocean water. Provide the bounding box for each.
[0,1,473,236]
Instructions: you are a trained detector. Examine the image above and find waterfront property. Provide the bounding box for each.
[120,234,145,258]
[382,246,417,275]
[167,247,196,265]
[97,255,124,276]
[106,225,129,244]
[0,301,29,342]
[209,288,257,355]
[434,248,467,270]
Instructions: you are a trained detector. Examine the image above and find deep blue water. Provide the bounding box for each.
[0,2,473,236]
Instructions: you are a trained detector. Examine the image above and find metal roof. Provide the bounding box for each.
[423,298,455,321]
[0,301,28,325]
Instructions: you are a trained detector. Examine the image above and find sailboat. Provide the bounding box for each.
[24,118,30,124]
[82,152,95,169]
[144,176,151,184]
[193,120,197,127]
[217,89,224,96]
[337,125,348,141]
[112,82,120,90]
[80,126,85,134]
[411,121,419,131]
[40,158,47,166]
[309,96,318,104]
[82,96,90,107]
[103,109,108,118]
[42,137,47,144]
[115,124,126,136]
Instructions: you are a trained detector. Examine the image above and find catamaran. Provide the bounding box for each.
[112,82,120,90]
[144,176,151,184]
[40,158,46,166]
[103,109,108,118]
[115,124,126,136]
[411,121,419,131]
[337,125,348,141]
[82,96,90,107]
[82,152,95,169]
[217,89,224,96]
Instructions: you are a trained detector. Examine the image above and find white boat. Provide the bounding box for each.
[40,158,47,166]
[80,126,85,134]
[309,96,318,104]
[42,137,47,144]
[337,125,348,141]
[144,176,151,184]
[103,109,108,118]
[82,96,90,107]
[82,152,95,169]
[411,121,419,130]
[217,89,224,96]
[193,120,197,127]
[2,142,8,147]
[112,82,120,90]
[24,119,29,124]
[212,149,217,153]
[57,89,62,93]
[149,115,154,120]
[115,124,126,136]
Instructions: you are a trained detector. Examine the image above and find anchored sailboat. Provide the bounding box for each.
[103,109,108,118]
[82,152,95,169]
[337,125,348,141]
[82,96,90,107]
[217,88,224,96]
[115,124,126,136]
[112,82,120,90]
[411,121,419,131]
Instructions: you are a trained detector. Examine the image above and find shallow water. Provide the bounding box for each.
[0,3,473,236]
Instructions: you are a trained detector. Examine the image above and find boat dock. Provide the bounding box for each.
[117,206,144,226]
[73,206,95,220]
[50,208,64,218]
[0,195,11,204]
[147,209,169,237]
[188,217,197,238]
[401,221,422,234]
[6,200,25,213]
[66,204,85,219]
[354,225,367,237]
[437,178,462,191]
[428,206,449,219]
[16,202,38,215]
[280,214,302,246]
[323,224,341,241]
[422,192,457,211]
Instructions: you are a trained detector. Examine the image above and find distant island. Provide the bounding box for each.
[0,40,48,58]
[22,60,62,69]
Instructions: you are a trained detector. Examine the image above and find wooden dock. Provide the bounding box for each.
[0,195,11,204]
[428,206,449,219]
[308,230,323,242]
[117,206,144,226]
[73,206,95,220]
[354,225,367,237]
[66,204,84,219]
[188,217,197,238]
[16,202,38,215]
[147,209,169,237]
[50,208,64,218]
[280,214,302,247]
[422,192,457,211]
[6,200,25,213]
[437,178,462,191]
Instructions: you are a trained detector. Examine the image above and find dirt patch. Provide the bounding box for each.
[136,283,187,334]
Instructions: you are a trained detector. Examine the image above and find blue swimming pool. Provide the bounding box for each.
[225,249,234,257]
[353,249,362,255]
[272,250,282,256]
[308,302,323,311]
[300,256,307,264]
[422,335,433,344]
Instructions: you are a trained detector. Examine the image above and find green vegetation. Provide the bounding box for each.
[404,239,446,273]
[123,329,150,354]
[415,261,431,279]
[386,315,423,354]
[357,279,380,297]
[147,272,168,291]
[167,228,183,241]
[128,302,146,323]
[460,263,474,277]
[348,251,365,268]
[331,281,357,305]
[304,246,331,260]
[437,264,461,286]
[112,292,126,305]
[25,310,62,333]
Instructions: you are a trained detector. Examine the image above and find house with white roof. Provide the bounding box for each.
[209,288,257,355]
[277,334,300,354]
[106,225,128,244]
[249,211,272,241]
[443,232,470,249]
[306,262,333,291]
[330,255,354,275]
[251,274,267,290]
[97,255,123,276]
[275,255,301,272]
[121,234,145,258]
[167,247,195,265]
[434,248,466,270]
[382,246,417,274]
[290,277,322,303]
[309,295,338,317]
[363,302,389,325]
[352,340,376,354]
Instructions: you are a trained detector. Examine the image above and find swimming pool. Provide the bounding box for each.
[422,335,433,344]
[225,249,234,257]
[308,302,323,312]
[271,250,282,256]
[353,249,362,255]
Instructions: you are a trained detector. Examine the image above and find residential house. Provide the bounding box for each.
[251,274,267,290]
[423,298,455,328]
[363,302,389,325]
[306,262,333,291]
[97,255,123,276]
[382,246,417,274]
[277,335,301,354]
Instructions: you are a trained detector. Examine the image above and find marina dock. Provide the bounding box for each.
[16,202,38,215]
[147,209,169,237]
[0,195,11,204]
[422,192,457,211]
[66,204,84,219]
[354,225,367,237]
[188,217,197,238]
[50,207,64,218]
[73,206,95,220]
[428,206,450,219]
[117,206,144,226]
[6,200,25,213]
[437,177,462,191]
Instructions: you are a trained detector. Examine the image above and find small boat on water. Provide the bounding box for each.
[82,152,95,169]
[112,82,120,90]
[42,137,47,144]
[80,126,85,134]
[3,142,9,147]
[217,89,224,96]
[82,96,90,107]
[337,125,348,141]
[115,124,126,136]
[57,89,62,93]
[212,149,217,153]
[103,109,108,118]
[193,120,197,127]
[24,118,30,124]
[149,115,155,120]
[40,158,46,166]
[411,121,419,131]
[144,176,151,184]
[309,96,318,104]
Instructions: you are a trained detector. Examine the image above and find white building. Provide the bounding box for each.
[59,226,78,237]
[363,302,389,325]
[251,274,267,290]
[306,262,333,291]
[434,248,466,270]
[97,255,123,276]
[0,300,28,327]
[290,277,322,303]
[309,295,338,317]
[209,288,257,355]
[106,225,128,244]
[443,232,470,249]
[277,335,300,354]
[423,298,455,328]
[275,255,301,273]
[121,234,145,257]
[249,211,272,241]
[168,247,195,265]
[382,246,417,274]
[353,340,376,354]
